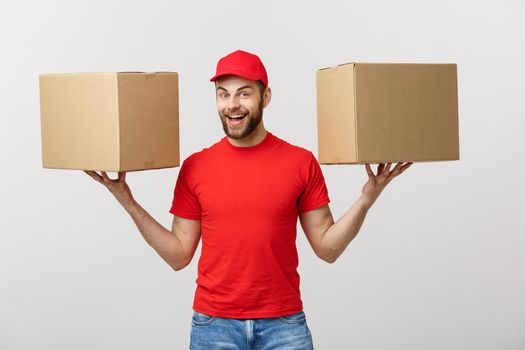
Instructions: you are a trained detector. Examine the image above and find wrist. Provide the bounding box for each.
[358,195,374,211]
[124,198,138,214]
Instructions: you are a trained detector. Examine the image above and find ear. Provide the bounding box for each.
[262,87,272,108]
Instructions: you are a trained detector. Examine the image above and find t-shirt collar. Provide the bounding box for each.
[222,131,275,153]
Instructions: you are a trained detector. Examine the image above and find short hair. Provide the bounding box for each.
[255,80,266,98]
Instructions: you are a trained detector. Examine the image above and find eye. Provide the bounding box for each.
[240,91,250,97]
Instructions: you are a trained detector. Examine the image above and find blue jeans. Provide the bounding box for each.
[190,310,314,349]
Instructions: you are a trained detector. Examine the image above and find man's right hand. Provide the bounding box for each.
[84,171,136,211]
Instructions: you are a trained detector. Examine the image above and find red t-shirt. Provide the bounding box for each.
[169,131,330,318]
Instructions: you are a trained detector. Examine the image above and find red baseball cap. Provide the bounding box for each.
[210,50,268,87]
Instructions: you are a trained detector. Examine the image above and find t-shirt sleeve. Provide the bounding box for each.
[169,158,202,220]
[297,152,330,213]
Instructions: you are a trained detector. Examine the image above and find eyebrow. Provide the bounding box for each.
[216,85,254,92]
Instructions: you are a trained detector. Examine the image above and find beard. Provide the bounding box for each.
[218,97,264,140]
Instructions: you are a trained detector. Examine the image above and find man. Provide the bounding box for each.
[85,50,412,349]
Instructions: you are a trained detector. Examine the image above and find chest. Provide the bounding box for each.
[194,158,305,219]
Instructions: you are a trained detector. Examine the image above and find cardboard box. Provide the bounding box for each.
[39,72,179,172]
[316,63,459,164]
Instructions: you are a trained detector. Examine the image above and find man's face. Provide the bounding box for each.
[215,75,267,140]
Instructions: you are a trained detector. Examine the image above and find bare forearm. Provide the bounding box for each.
[321,196,371,263]
[125,200,186,270]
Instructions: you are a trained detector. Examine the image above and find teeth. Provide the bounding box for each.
[228,115,245,119]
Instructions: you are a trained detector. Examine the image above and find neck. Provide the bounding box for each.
[228,123,268,147]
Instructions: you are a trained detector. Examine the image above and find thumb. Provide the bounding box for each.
[101,171,110,183]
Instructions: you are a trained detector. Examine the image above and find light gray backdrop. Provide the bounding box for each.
[1,0,524,349]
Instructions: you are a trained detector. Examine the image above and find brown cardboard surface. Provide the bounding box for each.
[39,72,179,172]
[316,63,459,164]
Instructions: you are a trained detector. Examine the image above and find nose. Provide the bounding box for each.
[227,95,241,111]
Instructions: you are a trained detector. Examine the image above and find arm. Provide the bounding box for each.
[84,171,201,271]
[299,201,368,264]
[127,201,201,271]
[299,162,412,263]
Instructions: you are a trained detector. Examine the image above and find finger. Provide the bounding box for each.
[101,171,112,183]
[84,170,104,184]
[387,162,413,182]
[394,162,404,173]
[382,162,392,175]
[377,163,385,175]
[118,172,126,182]
[389,162,403,175]
[399,162,413,174]
[366,164,375,179]
[385,162,403,182]
[365,164,374,178]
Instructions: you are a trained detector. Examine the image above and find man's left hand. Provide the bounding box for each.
[361,162,413,209]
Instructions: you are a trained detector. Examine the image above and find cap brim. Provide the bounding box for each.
[209,69,262,84]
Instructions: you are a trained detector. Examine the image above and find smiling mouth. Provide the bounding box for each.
[227,114,246,125]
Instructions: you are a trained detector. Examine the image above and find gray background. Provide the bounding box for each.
[1,0,524,349]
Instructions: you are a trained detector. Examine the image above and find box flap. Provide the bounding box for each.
[317,62,354,71]
[39,72,116,77]
[117,71,178,74]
